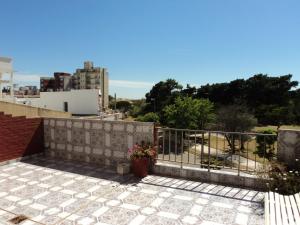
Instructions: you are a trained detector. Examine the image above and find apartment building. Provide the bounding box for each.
[72,61,109,109]
[40,73,71,92]
[54,72,72,91]
[40,77,55,92]
[39,61,109,111]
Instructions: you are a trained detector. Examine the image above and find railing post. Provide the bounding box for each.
[153,124,159,146]
[162,129,165,161]
[263,135,266,174]
[181,131,183,169]
[168,129,171,161]
[175,130,177,162]
[201,132,204,167]
[208,131,211,172]
[238,134,241,176]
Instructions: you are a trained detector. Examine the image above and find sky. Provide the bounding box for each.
[1,0,300,99]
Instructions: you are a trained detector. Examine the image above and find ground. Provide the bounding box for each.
[253,125,300,132]
[0,156,265,225]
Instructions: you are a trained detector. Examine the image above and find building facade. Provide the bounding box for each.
[72,61,109,109]
[40,77,55,92]
[39,61,109,111]
[41,73,71,92]
[54,72,72,91]
[31,89,102,115]
[16,86,38,95]
[0,57,14,99]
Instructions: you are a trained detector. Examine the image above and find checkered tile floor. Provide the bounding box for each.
[0,156,264,225]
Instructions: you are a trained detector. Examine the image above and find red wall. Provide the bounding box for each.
[0,112,44,162]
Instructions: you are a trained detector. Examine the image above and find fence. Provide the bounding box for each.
[156,127,277,176]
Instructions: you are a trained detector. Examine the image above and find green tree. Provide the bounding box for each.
[290,89,300,124]
[136,112,160,123]
[196,74,298,125]
[145,79,183,115]
[180,84,197,97]
[216,105,257,154]
[254,129,277,160]
[163,97,215,129]
[115,101,132,113]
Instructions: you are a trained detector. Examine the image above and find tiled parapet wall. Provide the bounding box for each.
[43,118,154,168]
[278,129,300,168]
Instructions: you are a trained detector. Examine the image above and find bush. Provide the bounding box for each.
[267,161,300,195]
[136,112,160,123]
[254,129,277,160]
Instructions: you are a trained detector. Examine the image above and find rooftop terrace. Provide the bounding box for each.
[0,156,264,225]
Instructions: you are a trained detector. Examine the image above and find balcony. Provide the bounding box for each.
[0,117,299,225]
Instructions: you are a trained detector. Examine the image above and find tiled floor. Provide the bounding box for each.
[0,156,265,225]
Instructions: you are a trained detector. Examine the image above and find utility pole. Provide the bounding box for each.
[114,93,117,111]
[151,98,156,112]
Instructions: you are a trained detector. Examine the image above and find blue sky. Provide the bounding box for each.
[1,0,300,98]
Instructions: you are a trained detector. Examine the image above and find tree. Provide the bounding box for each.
[145,79,183,115]
[254,129,277,160]
[115,101,132,113]
[136,112,160,123]
[216,105,257,154]
[180,84,197,97]
[290,89,300,124]
[196,74,298,125]
[129,99,147,117]
[163,96,215,129]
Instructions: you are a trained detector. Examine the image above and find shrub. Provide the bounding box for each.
[136,112,160,123]
[254,129,277,160]
[267,160,300,195]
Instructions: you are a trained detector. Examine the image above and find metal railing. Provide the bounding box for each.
[156,127,277,176]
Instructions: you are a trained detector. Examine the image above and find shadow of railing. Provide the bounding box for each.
[20,155,264,205]
[140,174,265,204]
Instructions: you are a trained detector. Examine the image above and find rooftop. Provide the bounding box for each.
[0,156,264,225]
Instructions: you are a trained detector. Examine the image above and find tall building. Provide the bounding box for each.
[41,73,71,92]
[40,77,55,92]
[72,61,109,109]
[54,72,71,91]
[0,57,14,99]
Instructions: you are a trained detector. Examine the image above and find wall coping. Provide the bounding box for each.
[44,117,155,126]
[278,128,300,132]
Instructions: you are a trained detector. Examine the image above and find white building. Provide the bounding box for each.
[0,57,14,100]
[30,89,102,115]
[73,61,109,110]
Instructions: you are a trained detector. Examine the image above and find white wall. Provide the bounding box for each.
[0,57,13,73]
[33,89,101,115]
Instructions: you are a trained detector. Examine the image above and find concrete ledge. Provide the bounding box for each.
[153,162,267,191]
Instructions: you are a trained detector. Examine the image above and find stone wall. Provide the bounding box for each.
[278,129,300,168]
[43,118,154,168]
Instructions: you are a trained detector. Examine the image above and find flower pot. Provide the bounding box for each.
[131,158,149,178]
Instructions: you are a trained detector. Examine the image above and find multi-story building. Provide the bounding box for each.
[17,86,38,95]
[41,73,71,92]
[40,77,55,92]
[54,72,71,91]
[72,61,109,109]
[39,61,109,110]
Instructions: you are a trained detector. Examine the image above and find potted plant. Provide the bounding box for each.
[128,142,156,177]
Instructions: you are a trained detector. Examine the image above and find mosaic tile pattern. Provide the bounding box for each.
[0,156,265,225]
[44,118,154,168]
